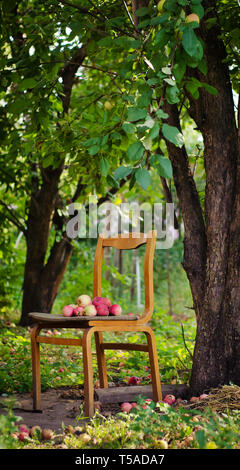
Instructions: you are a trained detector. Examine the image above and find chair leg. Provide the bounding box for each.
[30,325,42,410]
[82,328,95,418]
[144,326,162,402]
[94,331,108,388]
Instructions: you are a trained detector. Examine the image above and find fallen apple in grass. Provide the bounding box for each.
[29,425,42,438]
[18,432,29,441]
[41,428,54,440]
[62,305,74,317]
[190,396,199,402]
[83,304,97,317]
[121,402,133,413]
[128,376,141,385]
[77,294,92,307]
[163,394,176,405]
[109,304,122,316]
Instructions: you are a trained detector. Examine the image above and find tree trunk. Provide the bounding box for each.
[19,44,87,326]
[163,0,240,394]
[20,166,71,325]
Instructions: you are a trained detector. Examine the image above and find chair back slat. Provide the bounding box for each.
[93,231,156,321]
[101,232,147,250]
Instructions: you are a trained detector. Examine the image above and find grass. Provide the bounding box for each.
[1,309,240,450]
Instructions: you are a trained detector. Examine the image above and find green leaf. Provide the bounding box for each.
[182,27,203,61]
[156,109,169,120]
[135,168,151,190]
[166,85,180,104]
[191,3,204,19]
[88,145,100,156]
[157,156,173,178]
[127,107,148,122]
[185,78,202,99]
[162,124,184,148]
[149,122,160,140]
[202,83,218,96]
[135,7,151,16]
[18,78,38,91]
[127,141,145,161]
[122,122,136,134]
[195,430,206,449]
[115,166,133,180]
[100,158,109,176]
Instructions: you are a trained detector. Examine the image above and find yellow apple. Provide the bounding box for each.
[186,13,200,24]
[104,101,113,111]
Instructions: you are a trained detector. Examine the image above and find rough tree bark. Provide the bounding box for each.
[163,0,240,394]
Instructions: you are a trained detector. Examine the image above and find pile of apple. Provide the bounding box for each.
[62,294,122,317]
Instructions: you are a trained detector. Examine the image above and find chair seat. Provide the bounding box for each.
[29,312,140,327]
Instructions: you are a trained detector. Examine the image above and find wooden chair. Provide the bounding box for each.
[29,230,162,417]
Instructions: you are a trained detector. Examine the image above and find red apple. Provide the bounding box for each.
[92,296,102,306]
[96,303,109,316]
[163,394,176,405]
[73,306,84,316]
[19,424,29,434]
[200,393,208,399]
[109,304,122,316]
[41,428,54,440]
[83,304,97,316]
[121,402,132,413]
[92,296,111,307]
[190,396,199,402]
[62,305,74,317]
[18,432,29,441]
[128,376,141,385]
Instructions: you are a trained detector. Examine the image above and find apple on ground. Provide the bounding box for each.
[128,376,141,385]
[77,294,92,307]
[121,402,133,413]
[18,432,29,441]
[190,396,200,402]
[109,304,122,316]
[19,424,29,434]
[199,393,208,399]
[41,428,54,440]
[29,425,42,438]
[83,304,97,316]
[163,394,176,405]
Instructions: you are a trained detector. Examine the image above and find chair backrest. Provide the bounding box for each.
[93,230,156,322]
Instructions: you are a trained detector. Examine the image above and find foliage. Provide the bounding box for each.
[0,400,20,449]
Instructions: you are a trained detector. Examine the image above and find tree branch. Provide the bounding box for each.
[0,200,27,235]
